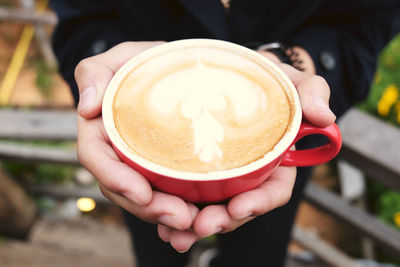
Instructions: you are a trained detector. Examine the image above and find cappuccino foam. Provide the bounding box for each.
[113,46,291,172]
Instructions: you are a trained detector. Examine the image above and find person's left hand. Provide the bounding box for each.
[158,52,337,253]
[158,165,297,252]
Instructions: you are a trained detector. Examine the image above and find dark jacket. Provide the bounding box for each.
[51,0,400,116]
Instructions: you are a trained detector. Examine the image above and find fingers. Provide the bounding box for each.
[279,64,336,127]
[157,224,172,242]
[74,41,164,118]
[158,203,200,252]
[100,183,193,230]
[169,230,200,253]
[78,110,194,231]
[74,59,113,118]
[194,205,227,237]
[228,166,296,220]
[159,224,199,253]
[192,166,296,238]
[77,116,152,205]
[193,205,254,237]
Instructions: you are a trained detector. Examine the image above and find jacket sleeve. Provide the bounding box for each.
[50,0,137,104]
[288,0,400,116]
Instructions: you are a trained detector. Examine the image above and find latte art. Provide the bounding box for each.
[150,60,267,163]
[113,45,292,172]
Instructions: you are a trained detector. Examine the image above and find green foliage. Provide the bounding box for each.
[0,2,12,8]
[36,164,76,184]
[2,160,76,185]
[368,181,400,230]
[35,59,56,98]
[1,139,74,148]
[360,34,400,127]
[1,140,76,185]
[362,35,400,234]
[35,196,57,212]
[377,191,400,228]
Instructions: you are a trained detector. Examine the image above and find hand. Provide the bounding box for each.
[75,42,200,237]
[158,50,336,252]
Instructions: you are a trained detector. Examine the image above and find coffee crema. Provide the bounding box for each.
[113,46,292,172]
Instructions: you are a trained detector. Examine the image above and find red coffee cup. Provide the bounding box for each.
[102,39,342,203]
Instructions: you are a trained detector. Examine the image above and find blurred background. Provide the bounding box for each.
[0,0,399,266]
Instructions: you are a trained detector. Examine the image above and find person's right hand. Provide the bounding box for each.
[75,42,200,251]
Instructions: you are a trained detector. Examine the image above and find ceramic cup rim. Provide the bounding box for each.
[102,39,302,181]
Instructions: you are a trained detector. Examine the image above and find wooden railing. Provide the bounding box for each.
[0,0,57,67]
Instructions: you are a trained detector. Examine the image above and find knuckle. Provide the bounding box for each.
[115,41,134,50]
[102,162,126,195]
[74,57,95,81]
[76,141,125,196]
[309,75,329,89]
[97,161,125,195]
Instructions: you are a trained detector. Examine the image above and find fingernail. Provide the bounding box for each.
[122,192,140,205]
[177,247,191,253]
[314,96,336,119]
[204,226,223,237]
[236,211,254,220]
[314,96,329,112]
[78,86,96,112]
[158,215,178,228]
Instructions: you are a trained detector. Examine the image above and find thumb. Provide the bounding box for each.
[75,57,114,119]
[279,64,336,127]
[74,41,165,119]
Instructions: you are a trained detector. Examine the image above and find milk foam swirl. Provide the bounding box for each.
[113,45,291,172]
[150,60,267,162]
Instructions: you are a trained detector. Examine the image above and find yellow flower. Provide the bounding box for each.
[396,102,400,124]
[377,84,399,117]
[394,212,400,227]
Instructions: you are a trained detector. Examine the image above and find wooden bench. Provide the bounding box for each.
[303,108,400,259]
[338,108,400,191]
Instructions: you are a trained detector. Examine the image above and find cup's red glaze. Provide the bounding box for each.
[281,122,342,167]
[112,121,341,203]
[102,39,342,203]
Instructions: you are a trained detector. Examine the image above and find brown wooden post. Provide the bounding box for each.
[0,165,36,239]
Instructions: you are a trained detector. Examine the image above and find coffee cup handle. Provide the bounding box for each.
[280,122,342,167]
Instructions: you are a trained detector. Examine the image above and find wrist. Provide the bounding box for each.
[257,43,316,74]
[290,46,316,74]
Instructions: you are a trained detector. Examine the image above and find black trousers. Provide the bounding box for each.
[123,166,312,267]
